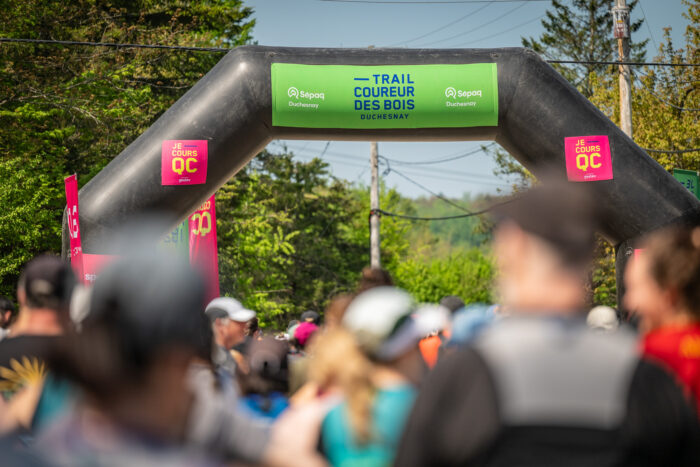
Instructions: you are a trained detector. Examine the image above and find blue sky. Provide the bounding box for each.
[245,0,691,198]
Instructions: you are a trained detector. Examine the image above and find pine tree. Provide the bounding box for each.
[522,0,647,97]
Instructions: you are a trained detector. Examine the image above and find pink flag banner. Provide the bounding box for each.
[161,140,208,185]
[189,195,220,303]
[64,175,84,280]
[565,135,613,182]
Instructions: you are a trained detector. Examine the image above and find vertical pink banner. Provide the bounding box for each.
[161,140,208,185]
[565,135,613,182]
[64,175,83,281]
[189,195,220,303]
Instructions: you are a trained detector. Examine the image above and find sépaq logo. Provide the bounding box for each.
[287,86,325,100]
[445,87,482,99]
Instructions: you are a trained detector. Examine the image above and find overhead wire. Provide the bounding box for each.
[380,144,493,165]
[449,14,544,47]
[632,75,700,111]
[381,160,476,214]
[320,0,548,3]
[2,38,699,68]
[386,2,491,46]
[415,1,529,47]
[377,196,517,221]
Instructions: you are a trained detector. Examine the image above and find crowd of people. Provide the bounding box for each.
[1,179,700,466]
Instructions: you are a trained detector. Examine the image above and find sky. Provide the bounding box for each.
[245,0,691,199]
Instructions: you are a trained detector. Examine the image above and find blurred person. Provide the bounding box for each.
[301,310,321,325]
[0,256,76,433]
[323,293,354,329]
[446,303,497,348]
[288,321,319,395]
[356,266,394,293]
[309,287,433,466]
[36,253,222,465]
[587,305,619,332]
[205,297,255,377]
[237,337,290,420]
[418,306,452,369]
[37,252,281,466]
[625,226,700,412]
[396,180,700,466]
[294,321,318,352]
[0,296,17,340]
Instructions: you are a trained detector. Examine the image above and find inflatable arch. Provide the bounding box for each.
[63,46,700,303]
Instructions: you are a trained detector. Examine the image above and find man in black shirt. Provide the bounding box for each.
[395,180,700,466]
[0,256,75,416]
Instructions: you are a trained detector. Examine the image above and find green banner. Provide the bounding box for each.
[673,168,700,199]
[271,63,498,129]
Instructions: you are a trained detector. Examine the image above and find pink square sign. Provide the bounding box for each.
[162,140,208,185]
[565,135,613,182]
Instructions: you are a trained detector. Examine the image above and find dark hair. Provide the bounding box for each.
[245,317,259,337]
[0,296,17,328]
[357,267,394,293]
[237,338,289,396]
[644,226,700,317]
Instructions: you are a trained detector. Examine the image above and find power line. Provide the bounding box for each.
[384,163,476,214]
[380,144,493,165]
[416,1,529,47]
[2,38,699,68]
[0,37,228,52]
[450,14,544,47]
[547,59,700,67]
[377,196,516,221]
[386,3,491,46]
[637,0,658,51]
[633,76,700,111]
[643,147,700,154]
[320,0,548,3]
[288,144,509,185]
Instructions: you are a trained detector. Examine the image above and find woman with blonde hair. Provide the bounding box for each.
[306,287,431,466]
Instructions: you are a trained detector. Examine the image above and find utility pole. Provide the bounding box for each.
[613,0,633,138]
[369,141,381,268]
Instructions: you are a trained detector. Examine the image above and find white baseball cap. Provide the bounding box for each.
[342,287,448,362]
[205,297,256,323]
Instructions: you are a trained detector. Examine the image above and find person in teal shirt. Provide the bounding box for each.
[310,287,444,467]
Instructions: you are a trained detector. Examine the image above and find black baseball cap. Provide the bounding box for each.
[492,178,600,268]
[18,255,76,310]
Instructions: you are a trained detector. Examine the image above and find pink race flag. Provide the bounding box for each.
[64,175,84,280]
[189,195,220,303]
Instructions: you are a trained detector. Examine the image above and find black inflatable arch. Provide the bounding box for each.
[64,46,700,302]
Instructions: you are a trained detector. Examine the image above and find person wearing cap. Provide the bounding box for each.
[306,286,435,466]
[205,296,256,377]
[0,255,76,433]
[396,179,700,466]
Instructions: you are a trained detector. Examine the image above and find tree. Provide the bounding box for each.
[0,0,254,297]
[522,0,646,98]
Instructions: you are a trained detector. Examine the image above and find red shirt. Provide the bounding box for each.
[642,323,700,414]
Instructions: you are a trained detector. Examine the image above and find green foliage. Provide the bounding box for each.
[0,0,254,297]
[216,151,367,328]
[393,247,494,305]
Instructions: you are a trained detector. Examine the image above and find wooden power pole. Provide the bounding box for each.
[369,141,381,268]
[613,0,633,138]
